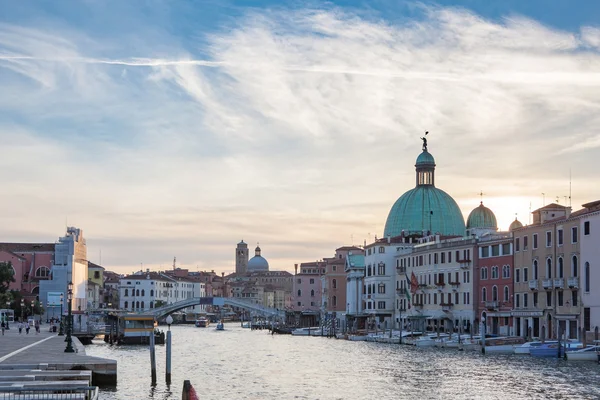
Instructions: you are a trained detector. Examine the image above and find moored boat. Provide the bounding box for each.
[291,327,320,336]
[481,336,525,354]
[216,321,225,330]
[566,345,600,361]
[114,314,165,345]
[530,340,583,358]
[195,317,210,328]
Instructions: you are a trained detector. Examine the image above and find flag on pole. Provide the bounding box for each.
[410,271,419,295]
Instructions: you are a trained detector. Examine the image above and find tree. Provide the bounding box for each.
[0,262,15,294]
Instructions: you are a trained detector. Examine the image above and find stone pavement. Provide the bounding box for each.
[0,324,117,385]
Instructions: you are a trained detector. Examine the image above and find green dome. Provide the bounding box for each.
[384,186,466,237]
[466,202,498,229]
[416,151,435,166]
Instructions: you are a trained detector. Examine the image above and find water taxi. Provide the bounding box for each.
[565,345,600,361]
[195,317,210,328]
[115,314,164,345]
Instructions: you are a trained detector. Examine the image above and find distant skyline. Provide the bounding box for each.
[1,1,599,274]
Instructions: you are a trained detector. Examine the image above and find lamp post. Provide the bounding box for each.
[5,301,10,330]
[165,315,173,384]
[31,300,35,322]
[58,294,64,336]
[20,300,24,323]
[65,281,75,353]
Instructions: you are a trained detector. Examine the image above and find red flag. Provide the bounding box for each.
[410,271,419,295]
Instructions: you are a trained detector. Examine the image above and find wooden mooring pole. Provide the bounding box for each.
[150,330,157,384]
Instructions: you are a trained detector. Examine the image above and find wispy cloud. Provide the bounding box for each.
[0,3,599,272]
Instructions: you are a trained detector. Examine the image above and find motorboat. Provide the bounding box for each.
[416,333,448,348]
[514,341,554,355]
[530,340,583,358]
[566,345,600,361]
[481,336,525,354]
[195,317,210,328]
[241,322,251,328]
[291,327,320,336]
[216,321,224,331]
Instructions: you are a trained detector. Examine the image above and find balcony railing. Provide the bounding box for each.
[396,288,408,297]
[553,279,564,289]
[568,277,579,288]
[529,280,539,290]
[440,302,453,312]
[397,266,406,274]
[485,301,499,310]
[413,302,423,308]
[435,281,446,287]
[542,279,553,290]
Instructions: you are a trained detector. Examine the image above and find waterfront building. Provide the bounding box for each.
[476,234,514,335]
[292,261,325,313]
[577,200,600,339]
[345,251,366,331]
[321,246,362,324]
[512,203,582,339]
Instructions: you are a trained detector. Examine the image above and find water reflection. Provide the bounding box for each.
[86,325,600,400]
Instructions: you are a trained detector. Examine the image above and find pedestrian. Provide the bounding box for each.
[35,320,40,334]
[18,321,23,334]
[1,320,5,335]
[25,321,30,335]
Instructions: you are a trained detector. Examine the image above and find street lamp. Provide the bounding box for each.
[31,300,35,321]
[5,301,10,330]
[58,294,64,336]
[20,300,24,322]
[166,315,173,331]
[65,281,75,353]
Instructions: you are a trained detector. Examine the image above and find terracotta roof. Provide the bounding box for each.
[121,272,173,282]
[0,243,55,253]
[533,203,568,212]
[88,262,105,270]
[335,246,363,251]
[581,200,600,209]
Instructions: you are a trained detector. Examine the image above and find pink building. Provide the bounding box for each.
[0,243,54,298]
[322,246,363,314]
[292,261,325,325]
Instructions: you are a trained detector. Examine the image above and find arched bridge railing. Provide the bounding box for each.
[146,297,286,319]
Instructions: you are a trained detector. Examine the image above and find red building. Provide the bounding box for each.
[476,235,514,335]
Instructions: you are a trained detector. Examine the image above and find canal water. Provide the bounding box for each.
[86,324,600,399]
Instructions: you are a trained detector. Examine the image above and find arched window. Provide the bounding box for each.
[533,260,539,279]
[367,266,372,277]
[585,262,590,292]
[124,301,128,308]
[124,289,129,297]
[332,279,337,289]
[332,296,337,307]
[35,266,50,277]
[546,258,552,279]
[150,301,154,309]
[492,286,498,301]
[141,289,145,296]
[136,289,140,297]
[136,301,140,309]
[150,290,154,297]
[558,257,564,278]
[503,286,509,302]
[572,255,578,277]
[310,289,315,297]
[141,301,145,309]
[482,287,487,302]
[481,267,488,280]
[31,286,39,294]
[297,289,301,297]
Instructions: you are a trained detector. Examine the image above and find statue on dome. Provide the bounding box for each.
[420,131,428,151]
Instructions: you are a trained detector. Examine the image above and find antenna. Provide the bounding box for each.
[569,169,572,207]
[529,202,532,225]
[542,193,545,206]
[478,190,485,203]
[99,249,102,266]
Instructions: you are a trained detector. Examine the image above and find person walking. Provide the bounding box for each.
[18,321,23,334]
[35,320,40,334]
[25,321,30,335]
[1,320,5,335]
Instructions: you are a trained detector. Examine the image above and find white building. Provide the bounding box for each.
[345,252,365,318]
[579,200,600,337]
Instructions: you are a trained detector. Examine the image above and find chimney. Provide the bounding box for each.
[294,264,298,275]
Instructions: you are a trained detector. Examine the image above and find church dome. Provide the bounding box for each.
[509,218,523,231]
[467,202,498,230]
[247,245,269,272]
[384,142,465,237]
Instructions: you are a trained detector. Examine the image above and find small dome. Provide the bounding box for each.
[415,150,435,166]
[509,218,523,231]
[248,256,269,271]
[466,202,498,229]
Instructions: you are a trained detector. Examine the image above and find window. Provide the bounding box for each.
[310,290,315,297]
[297,301,301,306]
[124,301,128,308]
[481,267,488,280]
[441,252,445,263]
[546,258,552,279]
[136,289,140,297]
[515,269,520,283]
[378,263,386,275]
[482,287,487,302]
[515,294,520,308]
[35,266,50,277]
[332,296,337,306]
[502,265,510,279]
[150,301,154,309]
[141,289,145,296]
[297,289,302,296]
[572,255,578,277]
[491,266,499,279]
[492,245,499,257]
[310,279,315,284]
[533,234,538,249]
[481,247,490,258]
[379,246,385,253]
[332,279,337,289]
[434,253,438,264]
[558,257,564,278]
[572,227,578,243]
[533,292,538,307]
[533,260,538,279]
[141,301,145,309]
[523,235,528,250]
[524,293,528,308]
[585,262,590,292]
[378,283,386,294]
[558,291,564,307]
[546,291,552,307]
[515,238,520,252]
[584,308,591,331]
[297,278,301,284]
[124,289,129,297]
[572,291,578,306]
[584,221,590,235]
[504,286,509,302]
[546,231,552,247]
[378,301,386,309]
[150,290,154,297]
[94,271,100,279]
[492,286,498,301]
[502,243,510,255]
[557,229,563,246]
[448,252,452,263]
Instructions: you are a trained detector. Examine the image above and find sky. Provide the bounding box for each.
[1,0,599,275]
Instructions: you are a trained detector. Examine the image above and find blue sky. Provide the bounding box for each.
[1,1,599,273]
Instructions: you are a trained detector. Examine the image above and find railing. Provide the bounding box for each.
[396,266,406,274]
[568,277,579,288]
[542,279,553,290]
[0,386,99,400]
[396,288,408,296]
[528,280,538,290]
[434,281,446,287]
[553,278,564,289]
[440,302,453,312]
[485,301,499,310]
[458,259,471,269]
[413,302,423,307]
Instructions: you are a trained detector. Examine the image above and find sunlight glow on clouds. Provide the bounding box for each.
[0,3,599,273]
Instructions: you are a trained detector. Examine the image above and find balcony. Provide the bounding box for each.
[553,279,564,289]
[397,266,406,274]
[440,302,453,312]
[485,301,499,310]
[568,277,579,288]
[449,281,460,291]
[542,279,553,290]
[435,281,446,287]
[362,294,374,301]
[528,280,539,291]
[396,288,408,297]
[413,302,423,308]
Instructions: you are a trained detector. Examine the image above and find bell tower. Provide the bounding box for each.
[235,240,249,274]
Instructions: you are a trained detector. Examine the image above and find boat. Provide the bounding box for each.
[241,321,251,328]
[216,321,225,331]
[416,333,448,348]
[195,317,210,328]
[111,314,165,345]
[530,340,583,358]
[514,341,555,355]
[291,327,320,336]
[566,345,600,361]
[481,336,525,354]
